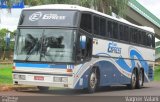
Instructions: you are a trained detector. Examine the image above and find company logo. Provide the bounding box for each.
[108,42,122,54]
[29,12,66,21]
[29,12,42,21]
[42,14,66,20]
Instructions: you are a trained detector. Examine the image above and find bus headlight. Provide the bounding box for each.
[62,77,68,83]
[53,77,62,82]
[19,75,26,80]
[53,77,68,83]
[13,74,19,79]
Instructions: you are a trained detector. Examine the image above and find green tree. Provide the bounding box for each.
[0,28,14,50]
[90,0,128,17]
[6,0,128,17]
[0,28,14,60]
[24,0,128,17]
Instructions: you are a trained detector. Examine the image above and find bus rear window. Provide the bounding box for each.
[19,10,79,27]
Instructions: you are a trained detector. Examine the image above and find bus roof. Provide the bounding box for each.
[24,4,155,33]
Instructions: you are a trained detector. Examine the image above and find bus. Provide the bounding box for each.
[13,4,155,93]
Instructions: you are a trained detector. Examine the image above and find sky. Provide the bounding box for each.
[137,0,160,42]
[138,0,160,19]
[0,9,22,31]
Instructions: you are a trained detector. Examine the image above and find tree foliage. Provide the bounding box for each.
[0,28,14,51]
[24,0,128,17]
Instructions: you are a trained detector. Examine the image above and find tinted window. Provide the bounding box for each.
[134,29,138,44]
[142,32,147,46]
[124,26,129,41]
[119,25,124,40]
[147,34,153,47]
[80,13,92,33]
[108,21,118,39]
[130,28,134,43]
[108,21,113,38]
[94,16,100,35]
[100,18,106,37]
[112,22,118,39]
[152,35,155,48]
[140,31,144,45]
[137,30,141,44]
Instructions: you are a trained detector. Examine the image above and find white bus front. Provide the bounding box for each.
[13,9,80,90]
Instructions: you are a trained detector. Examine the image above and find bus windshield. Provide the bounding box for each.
[14,29,76,63]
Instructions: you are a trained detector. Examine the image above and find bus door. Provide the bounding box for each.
[76,33,93,62]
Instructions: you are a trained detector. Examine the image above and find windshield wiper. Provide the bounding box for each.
[25,39,41,61]
[25,30,45,61]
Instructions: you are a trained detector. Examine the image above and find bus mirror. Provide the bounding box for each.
[80,35,86,49]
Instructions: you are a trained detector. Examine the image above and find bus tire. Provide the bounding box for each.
[37,86,49,91]
[87,68,99,93]
[128,69,137,89]
[136,69,143,89]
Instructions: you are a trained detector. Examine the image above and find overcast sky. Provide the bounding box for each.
[138,0,160,19]
[137,0,160,41]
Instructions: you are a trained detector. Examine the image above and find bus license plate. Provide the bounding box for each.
[34,76,44,81]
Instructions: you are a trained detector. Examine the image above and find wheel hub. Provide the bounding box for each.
[90,73,97,89]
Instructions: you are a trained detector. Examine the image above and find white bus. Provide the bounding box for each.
[13,4,155,93]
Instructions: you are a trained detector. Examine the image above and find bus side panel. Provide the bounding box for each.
[73,58,132,89]
[73,56,154,89]
[98,60,131,86]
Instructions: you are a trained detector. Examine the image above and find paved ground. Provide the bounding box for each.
[0,81,160,96]
[0,82,160,102]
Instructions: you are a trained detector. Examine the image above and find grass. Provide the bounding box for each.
[154,66,160,81]
[0,64,13,85]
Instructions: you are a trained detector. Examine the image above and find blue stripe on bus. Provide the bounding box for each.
[15,63,67,69]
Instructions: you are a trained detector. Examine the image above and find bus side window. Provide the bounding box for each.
[119,25,124,40]
[130,28,134,43]
[140,31,144,45]
[142,32,147,46]
[124,26,129,42]
[77,35,92,62]
[113,22,118,39]
[152,35,155,48]
[137,30,141,45]
[94,16,100,35]
[80,13,92,33]
[108,21,113,38]
[100,18,106,37]
[147,33,153,47]
[134,29,138,44]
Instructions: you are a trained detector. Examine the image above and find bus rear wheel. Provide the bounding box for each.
[37,86,49,91]
[87,68,99,93]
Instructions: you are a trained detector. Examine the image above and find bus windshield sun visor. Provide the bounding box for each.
[19,10,79,27]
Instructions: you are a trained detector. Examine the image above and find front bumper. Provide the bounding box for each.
[12,71,73,88]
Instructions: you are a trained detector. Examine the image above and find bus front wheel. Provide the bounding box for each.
[87,68,99,93]
[37,86,49,91]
